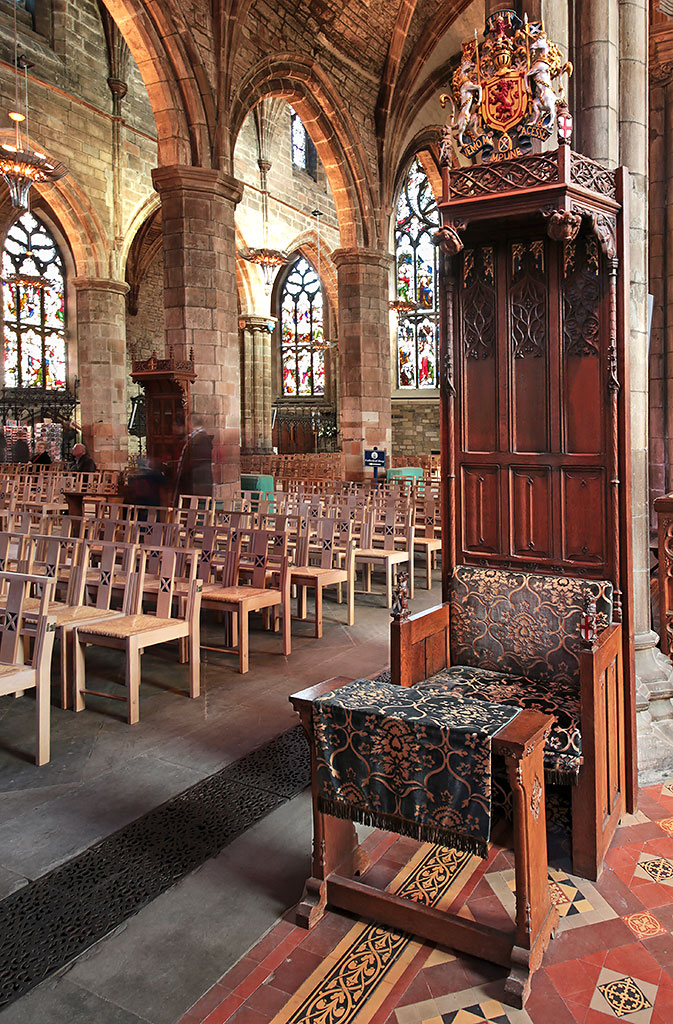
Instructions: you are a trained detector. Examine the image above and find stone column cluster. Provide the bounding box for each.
[575,0,673,775]
[239,314,275,454]
[333,248,393,480]
[151,165,244,499]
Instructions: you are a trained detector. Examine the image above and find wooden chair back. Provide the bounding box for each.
[0,572,55,665]
[77,540,138,611]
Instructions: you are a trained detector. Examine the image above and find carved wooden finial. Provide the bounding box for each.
[580,593,598,648]
[391,571,410,622]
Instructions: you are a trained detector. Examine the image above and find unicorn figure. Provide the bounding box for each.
[525,36,557,126]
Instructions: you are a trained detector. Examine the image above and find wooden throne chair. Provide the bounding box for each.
[391,143,636,882]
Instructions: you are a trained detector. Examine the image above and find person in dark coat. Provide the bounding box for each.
[72,443,97,473]
[30,442,52,466]
[11,430,30,463]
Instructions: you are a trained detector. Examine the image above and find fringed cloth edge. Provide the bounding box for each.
[545,766,581,786]
[317,795,489,859]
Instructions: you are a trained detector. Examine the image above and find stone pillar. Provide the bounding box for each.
[332,248,393,480]
[640,45,673,774]
[72,278,129,470]
[151,165,244,499]
[239,314,274,454]
[649,73,668,514]
[577,0,620,167]
[622,0,673,777]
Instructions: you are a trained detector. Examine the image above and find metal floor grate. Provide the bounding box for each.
[0,724,311,1010]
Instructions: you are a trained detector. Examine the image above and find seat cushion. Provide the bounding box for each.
[450,565,613,686]
[418,664,582,782]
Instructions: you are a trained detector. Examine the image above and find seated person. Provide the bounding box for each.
[30,442,52,466]
[72,443,96,474]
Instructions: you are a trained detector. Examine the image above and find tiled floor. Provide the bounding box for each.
[179,779,673,1024]
[2,566,673,1024]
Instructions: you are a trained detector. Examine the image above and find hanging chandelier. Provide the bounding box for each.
[0,4,67,209]
[238,180,289,293]
[4,272,48,291]
[389,298,418,317]
[310,208,336,353]
[238,244,289,292]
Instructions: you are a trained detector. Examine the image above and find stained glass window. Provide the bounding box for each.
[290,109,318,180]
[2,212,67,389]
[280,256,325,397]
[394,158,439,389]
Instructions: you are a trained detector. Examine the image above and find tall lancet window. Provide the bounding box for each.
[280,256,325,397]
[394,158,439,389]
[2,212,67,389]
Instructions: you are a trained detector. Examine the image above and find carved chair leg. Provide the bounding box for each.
[294,705,366,930]
[502,731,559,1008]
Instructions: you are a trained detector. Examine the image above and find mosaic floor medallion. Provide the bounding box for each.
[589,967,658,1023]
[636,854,673,887]
[661,781,673,798]
[624,910,666,939]
[486,865,615,932]
[656,817,673,837]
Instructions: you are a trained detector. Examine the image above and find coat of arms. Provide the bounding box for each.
[441,9,573,162]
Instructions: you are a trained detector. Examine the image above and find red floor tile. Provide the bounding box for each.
[247,920,300,963]
[603,940,663,985]
[267,947,325,994]
[546,956,603,1000]
[544,918,633,965]
[183,807,673,1024]
[226,1007,274,1024]
[231,963,274,1001]
[526,969,581,1024]
[201,993,245,1024]
[243,981,292,1017]
[298,914,358,957]
[183,983,233,1024]
[214,957,260,995]
[258,932,307,974]
[394,970,433,1008]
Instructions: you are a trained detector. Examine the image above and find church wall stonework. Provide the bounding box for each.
[392,399,440,459]
[125,252,165,369]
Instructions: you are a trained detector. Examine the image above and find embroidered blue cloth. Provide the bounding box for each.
[313,678,520,858]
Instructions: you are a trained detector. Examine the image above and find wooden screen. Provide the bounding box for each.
[454,228,612,581]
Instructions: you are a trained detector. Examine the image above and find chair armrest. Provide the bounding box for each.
[579,616,622,681]
[390,602,450,687]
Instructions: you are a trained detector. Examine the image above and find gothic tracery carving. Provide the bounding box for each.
[462,247,495,360]
[563,237,600,357]
[510,242,546,359]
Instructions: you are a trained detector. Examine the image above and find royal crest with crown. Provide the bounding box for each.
[441,9,572,162]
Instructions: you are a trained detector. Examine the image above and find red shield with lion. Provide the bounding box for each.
[481,70,529,133]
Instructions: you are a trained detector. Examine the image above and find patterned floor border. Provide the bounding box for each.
[267,842,484,1024]
[0,723,311,1010]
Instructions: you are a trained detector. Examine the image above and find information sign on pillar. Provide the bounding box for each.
[364,446,386,484]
